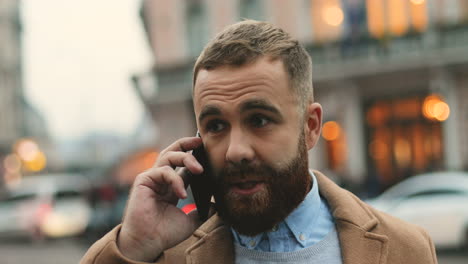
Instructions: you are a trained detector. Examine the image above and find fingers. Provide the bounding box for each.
[162,137,202,154]
[137,166,188,200]
[156,151,204,175]
[132,137,205,204]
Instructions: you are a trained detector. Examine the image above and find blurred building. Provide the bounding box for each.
[133,0,468,195]
[0,0,51,187]
[0,0,24,151]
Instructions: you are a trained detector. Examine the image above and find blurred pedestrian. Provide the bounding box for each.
[81,20,437,264]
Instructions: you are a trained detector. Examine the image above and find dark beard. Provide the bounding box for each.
[212,133,311,236]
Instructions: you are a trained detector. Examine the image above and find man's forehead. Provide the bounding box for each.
[194,57,286,91]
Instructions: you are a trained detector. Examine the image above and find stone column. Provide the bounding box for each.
[431,69,462,170]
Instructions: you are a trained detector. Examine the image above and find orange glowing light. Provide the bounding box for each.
[369,140,388,160]
[322,121,342,141]
[432,101,450,121]
[366,0,386,38]
[23,151,47,172]
[394,138,412,167]
[388,0,409,36]
[410,0,428,32]
[422,95,450,122]
[411,0,425,5]
[143,152,159,168]
[323,5,344,26]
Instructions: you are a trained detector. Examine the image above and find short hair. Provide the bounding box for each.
[193,20,314,110]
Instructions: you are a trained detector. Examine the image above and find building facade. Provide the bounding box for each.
[0,0,52,187]
[0,0,24,150]
[134,0,468,195]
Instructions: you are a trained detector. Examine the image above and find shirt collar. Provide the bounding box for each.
[284,171,322,247]
[231,171,321,249]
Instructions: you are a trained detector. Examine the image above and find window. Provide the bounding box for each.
[365,95,445,188]
[239,0,264,20]
[366,0,428,38]
[186,0,209,57]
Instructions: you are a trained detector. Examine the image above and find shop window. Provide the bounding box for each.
[365,95,447,190]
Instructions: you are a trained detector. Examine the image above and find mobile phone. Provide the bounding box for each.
[189,134,215,222]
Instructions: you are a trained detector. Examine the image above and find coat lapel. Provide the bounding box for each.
[336,220,389,264]
[184,215,235,264]
[314,171,389,264]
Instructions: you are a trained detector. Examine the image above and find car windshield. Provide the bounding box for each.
[377,172,468,201]
[0,193,36,203]
[54,190,82,199]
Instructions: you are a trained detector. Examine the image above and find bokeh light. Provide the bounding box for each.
[22,151,47,172]
[323,5,344,26]
[422,94,450,122]
[322,121,342,141]
[16,139,40,162]
[411,0,425,5]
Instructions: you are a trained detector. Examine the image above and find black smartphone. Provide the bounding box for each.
[189,134,215,222]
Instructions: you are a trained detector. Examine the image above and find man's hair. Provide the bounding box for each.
[193,20,314,109]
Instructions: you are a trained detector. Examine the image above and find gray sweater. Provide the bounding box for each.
[234,229,342,264]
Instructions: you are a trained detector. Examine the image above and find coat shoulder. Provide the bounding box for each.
[364,200,438,263]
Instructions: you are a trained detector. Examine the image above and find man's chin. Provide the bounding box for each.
[216,189,286,237]
[221,207,281,237]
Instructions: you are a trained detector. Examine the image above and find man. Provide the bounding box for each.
[81,20,437,264]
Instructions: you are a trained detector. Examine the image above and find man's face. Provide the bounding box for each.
[193,57,312,235]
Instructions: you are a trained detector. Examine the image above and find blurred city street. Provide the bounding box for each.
[2,0,468,262]
[0,239,466,264]
[0,239,87,264]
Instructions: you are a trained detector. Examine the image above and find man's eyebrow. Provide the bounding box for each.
[198,105,222,123]
[240,99,281,116]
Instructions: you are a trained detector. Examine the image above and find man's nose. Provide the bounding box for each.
[225,129,255,164]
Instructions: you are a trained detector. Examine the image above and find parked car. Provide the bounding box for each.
[0,173,92,240]
[367,171,468,250]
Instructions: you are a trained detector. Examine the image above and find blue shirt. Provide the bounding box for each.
[231,171,336,252]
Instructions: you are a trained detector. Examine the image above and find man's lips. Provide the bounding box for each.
[229,180,265,195]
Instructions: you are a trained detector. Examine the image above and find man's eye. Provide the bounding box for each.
[206,120,226,133]
[250,115,271,128]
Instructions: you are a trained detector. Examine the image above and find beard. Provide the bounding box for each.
[212,132,311,236]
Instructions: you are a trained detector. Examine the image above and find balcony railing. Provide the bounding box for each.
[308,23,468,82]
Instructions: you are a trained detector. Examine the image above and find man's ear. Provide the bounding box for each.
[303,102,323,150]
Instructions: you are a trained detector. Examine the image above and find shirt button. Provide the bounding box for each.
[249,240,256,247]
[299,234,306,241]
[272,225,278,232]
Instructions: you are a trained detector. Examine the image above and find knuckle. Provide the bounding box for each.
[161,165,174,174]
[133,171,150,185]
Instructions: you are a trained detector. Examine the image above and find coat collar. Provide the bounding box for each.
[314,170,389,264]
[175,170,389,264]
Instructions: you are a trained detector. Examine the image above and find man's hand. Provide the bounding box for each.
[117,137,204,262]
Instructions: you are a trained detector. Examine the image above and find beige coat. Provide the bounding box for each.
[80,171,438,264]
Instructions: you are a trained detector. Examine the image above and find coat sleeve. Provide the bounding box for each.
[79,225,162,264]
[421,227,438,264]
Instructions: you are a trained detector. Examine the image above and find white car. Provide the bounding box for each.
[367,171,468,250]
[0,173,92,240]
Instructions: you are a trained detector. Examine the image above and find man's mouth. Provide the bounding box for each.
[229,181,265,195]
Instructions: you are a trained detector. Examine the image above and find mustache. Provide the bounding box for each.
[215,162,276,183]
